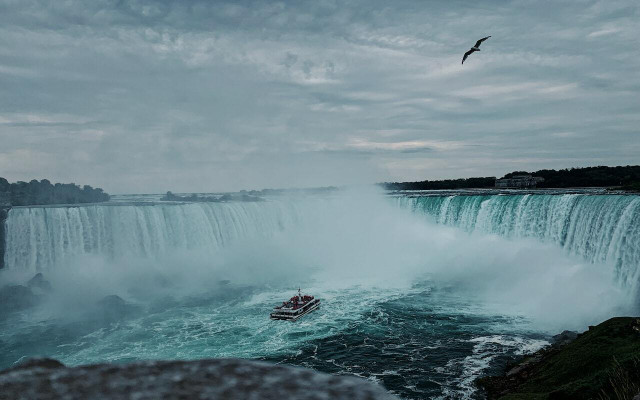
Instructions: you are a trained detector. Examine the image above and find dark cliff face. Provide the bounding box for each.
[0,207,8,269]
[0,358,397,400]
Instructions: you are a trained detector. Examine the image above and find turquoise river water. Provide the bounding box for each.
[1,190,638,399]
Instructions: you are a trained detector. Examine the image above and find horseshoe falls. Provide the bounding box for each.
[3,201,301,274]
[1,191,638,400]
[398,194,640,290]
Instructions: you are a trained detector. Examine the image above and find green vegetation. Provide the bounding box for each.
[599,358,640,400]
[477,317,640,399]
[504,165,640,189]
[382,177,496,190]
[0,178,109,269]
[381,165,640,191]
[0,177,109,206]
[161,191,263,202]
[621,181,640,193]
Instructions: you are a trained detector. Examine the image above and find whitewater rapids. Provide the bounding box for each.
[0,189,638,399]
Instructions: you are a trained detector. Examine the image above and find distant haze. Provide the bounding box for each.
[0,0,639,193]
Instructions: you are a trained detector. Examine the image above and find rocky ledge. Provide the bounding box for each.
[0,358,397,400]
[476,317,640,399]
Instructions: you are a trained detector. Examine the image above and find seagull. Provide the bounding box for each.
[462,36,491,64]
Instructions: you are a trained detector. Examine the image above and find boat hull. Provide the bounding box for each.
[270,300,320,321]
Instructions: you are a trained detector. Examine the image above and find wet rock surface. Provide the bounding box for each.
[476,317,640,399]
[0,273,52,317]
[26,273,52,294]
[551,330,579,347]
[0,358,397,400]
[0,285,39,315]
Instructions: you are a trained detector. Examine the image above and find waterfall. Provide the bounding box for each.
[3,201,301,273]
[399,194,640,288]
[4,194,640,290]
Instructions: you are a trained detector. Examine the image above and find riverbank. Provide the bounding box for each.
[476,317,640,399]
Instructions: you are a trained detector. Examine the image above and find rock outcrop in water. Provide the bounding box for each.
[0,358,397,400]
[0,273,52,316]
[477,317,640,399]
[26,273,52,294]
[94,294,140,323]
[0,285,39,316]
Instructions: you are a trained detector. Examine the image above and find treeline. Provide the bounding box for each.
[0,178,110,206]
[503,165,640,189]
[382,177,496,191]
[161,191,263,202]
[382,165,640,191]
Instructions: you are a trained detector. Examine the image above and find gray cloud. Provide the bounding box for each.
[0,0,638,193]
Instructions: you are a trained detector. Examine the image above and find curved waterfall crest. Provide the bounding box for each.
[4,194,640,290]
[3,201,302,273]
[399,194,640,288]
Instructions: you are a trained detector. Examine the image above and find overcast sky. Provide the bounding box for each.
[0,0,639,193]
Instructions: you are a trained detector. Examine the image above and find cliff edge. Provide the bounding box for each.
[476,317,640,399]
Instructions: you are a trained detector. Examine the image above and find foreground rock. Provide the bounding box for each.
[0,358,397,400]
[551,329,578,347]
[476,317,640,399]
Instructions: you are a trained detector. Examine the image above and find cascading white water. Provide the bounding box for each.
[1,191,636,399]
[4,193,640,291]
[398,194,640,289]
[3,201,301,273]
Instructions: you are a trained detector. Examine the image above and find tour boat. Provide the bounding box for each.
[270,289,320,321]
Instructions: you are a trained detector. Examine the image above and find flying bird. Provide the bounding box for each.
[462,36,491,64]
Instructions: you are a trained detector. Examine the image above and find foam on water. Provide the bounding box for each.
[1,189,638,399]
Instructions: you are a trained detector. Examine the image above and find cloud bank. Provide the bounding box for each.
[0,0,638,192]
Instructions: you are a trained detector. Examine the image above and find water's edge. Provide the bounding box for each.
[0,207,8,269]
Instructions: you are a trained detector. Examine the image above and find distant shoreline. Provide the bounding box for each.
[387,186,639,195]
[380,165,640,192]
